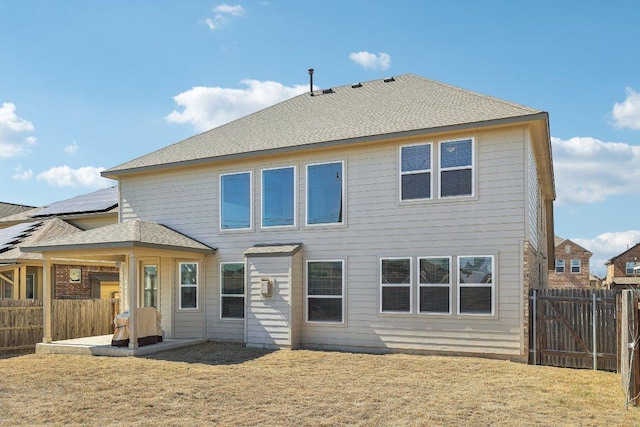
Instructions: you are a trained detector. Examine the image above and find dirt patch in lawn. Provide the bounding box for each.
[0,342,638,426]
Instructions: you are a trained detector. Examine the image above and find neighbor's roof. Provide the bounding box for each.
[30,186,118,218]
[104,74,547,177]
[21,219,215,254]
[0,219,81,262]
[554,236,592,255]
[0,202,36,219]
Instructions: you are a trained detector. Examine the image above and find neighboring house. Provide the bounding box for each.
[0,202,35,219]
[603,242,640,289]
[548,236,592,289]
[0,187,120,300]
[23,74,555,361]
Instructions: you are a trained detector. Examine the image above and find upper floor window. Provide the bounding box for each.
[307,260,344,323]
[380,258,412,313]
[400,143,432,200]
[626,262,637,275]
[220,171,252,230]
[179,262,198,309]
[221,262,245,319]
[555,259,565,273]
[570,259,581,274]
[458,256,493,315]
[419,257,451,314]
[306,161,344,226]
[439,138,474,198]
[262,166,296,228]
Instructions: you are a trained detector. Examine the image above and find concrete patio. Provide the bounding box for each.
[35,335,208,357]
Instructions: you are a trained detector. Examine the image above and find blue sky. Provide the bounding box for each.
[1,1,639,275]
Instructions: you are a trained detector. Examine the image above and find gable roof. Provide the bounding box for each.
[103,74,548,178]
[605,241,640,265]
[21,219,215,254]
[554,236,592,255]
[0,202,35,219]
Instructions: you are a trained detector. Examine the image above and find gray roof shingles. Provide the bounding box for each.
[104,74,544,176]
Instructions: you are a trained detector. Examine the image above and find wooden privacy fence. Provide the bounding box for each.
[0,299,119,352]
[619,290,640,407]
[529,289,619,371]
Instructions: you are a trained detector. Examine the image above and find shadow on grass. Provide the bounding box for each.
[142,341,275,366]
[0,349,34,360]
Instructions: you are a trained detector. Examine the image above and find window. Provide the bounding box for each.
[458,256,494,315]
[220,171,252,230]
[306,161,344,225]
[26,274,35,299]
[626,262,637,275]
[307,260,343,322]
[262,167,295,227]
[380,258,412,313]
[570,259,581,274]
[221,263,245,319]
[555,259,565,273]
[440,138,473,198]
[400,143,432,200]
[143,265,157,307]
[179,262,198,309]
[419,257,451,314]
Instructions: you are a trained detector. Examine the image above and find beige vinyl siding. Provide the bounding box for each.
[118,124,531,358]
[526,133,539,250]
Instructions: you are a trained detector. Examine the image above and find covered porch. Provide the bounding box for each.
[21,220,216,355]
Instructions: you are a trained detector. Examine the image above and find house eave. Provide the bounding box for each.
[21,241,216,254]
[102,113,549,179]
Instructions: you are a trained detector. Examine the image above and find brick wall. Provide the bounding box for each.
[54,264,119,299]
[548,240,591,289]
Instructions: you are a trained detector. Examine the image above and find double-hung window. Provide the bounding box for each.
[306,161,344,226]
[220,262,245,319]
[220,171,252,230]
[307,260,344,323]
[400,143,432,200]
[458,256,493,315]
[419,257,451,314]
[570,259,581,273]
[555,259,565,273]
[626,262,636,275]
[179,262,198,309]
[380,258,412,313]
[262,166,295,228]
[439,138,474,198]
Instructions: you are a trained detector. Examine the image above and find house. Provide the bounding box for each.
[23,74,555,361]
[603,242,640,289]
[548,236,592,288]
[0,187,120,300]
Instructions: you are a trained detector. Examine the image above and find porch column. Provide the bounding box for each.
[42,257,52,343]
[128,253,138,349]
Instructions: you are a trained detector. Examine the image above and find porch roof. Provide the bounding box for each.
[244,243,302,257]
[20,219,215,254]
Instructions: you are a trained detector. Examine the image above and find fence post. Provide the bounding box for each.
[532,289,537,365]
[592,292,597,370]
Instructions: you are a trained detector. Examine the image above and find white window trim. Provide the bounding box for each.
[418,256,452,315]
[556,259,565,273]
[178,261,199,310]
[399,142,433,202]
[305,160,345,227]
[379,257,413,314]
[220,261,246,320]
[305,259,345,324]
[261,165,297,229]
[438,137,475,199]
[570,259,581,274]
[457,255,494,316]
[219,170,253,232]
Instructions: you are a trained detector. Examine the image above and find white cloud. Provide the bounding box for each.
[0,102,36,159]
[349,51,391,71]
[206,4,244,30]
[551,136,640,204]
[36,165,113,189]
[65,140,78,154]
[611,87,640,130]
[12,165,33,181]
[572,230,640,275]
[165,79,308,131]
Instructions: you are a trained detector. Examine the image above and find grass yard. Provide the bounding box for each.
[0,342,638,426]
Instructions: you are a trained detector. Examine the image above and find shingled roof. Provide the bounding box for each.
[103,74,547,177]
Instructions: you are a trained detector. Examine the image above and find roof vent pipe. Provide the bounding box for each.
[308,68,314,96]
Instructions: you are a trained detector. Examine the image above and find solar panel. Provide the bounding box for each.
[31,186,118,218]
[0,221,42,253]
